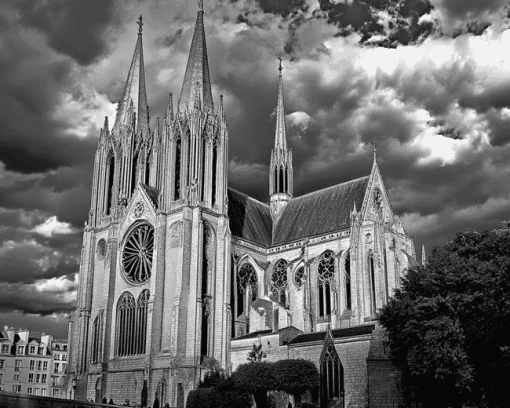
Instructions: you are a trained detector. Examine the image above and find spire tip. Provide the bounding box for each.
[371,141,377,163]
[278,55,283,76]
[198,0,204,13]
[137,15,143,35]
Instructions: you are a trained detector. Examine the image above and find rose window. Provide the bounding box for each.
[122,224,154,283]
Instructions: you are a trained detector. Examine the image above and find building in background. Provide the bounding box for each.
[0,327,68,399]
[67,1,416,407]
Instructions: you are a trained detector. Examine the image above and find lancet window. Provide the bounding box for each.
[270,259,288,305]
[294,266,305,288]
[174,136,181,200]
[115,290,150,357]
[318,251,335,319]
[369,252,376,315]
[201,225,215,357]
[211,139,218,206]
[237,263,258,317]
[320,342,344,406]
[105,153,115,215]
[130,151,139,196]
[345,252,351,310]
[91,314,101,363]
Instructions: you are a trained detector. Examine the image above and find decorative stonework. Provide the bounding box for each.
[133,201,144,218]
[294,266,305,288]
[373,189,383,213]
[170,221,182,248]
[96,239,107,260]
[365,233,372,244]
[122,224,154,284]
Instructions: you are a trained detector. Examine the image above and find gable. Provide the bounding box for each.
[272,176,370,245]
[118,184,158,239]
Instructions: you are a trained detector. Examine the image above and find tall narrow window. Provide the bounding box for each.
[278,167,284,193]
[201,138,207,201]
[369,254,376,315]
[115,292,136,357]
[136,290,150,355]
[91,315,101,363]
[211,141,218,206]
[201,225,215,356]
[320,342,344,407]
[345,252,351,310]
[237,263,258,319]
[105,154,115,215]
[131,152,139,196]
[318,251,335,319]
[270,259,288,305]
[174,137,181,200]
[145,155,150,185]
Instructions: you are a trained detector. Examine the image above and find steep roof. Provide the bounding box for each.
[288,324,375,345]
[272,176,369,245]
[228,188,272,247]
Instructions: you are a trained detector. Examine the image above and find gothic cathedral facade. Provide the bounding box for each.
[68,3,416,407]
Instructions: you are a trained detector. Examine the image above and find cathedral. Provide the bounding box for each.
[67,2,417,407]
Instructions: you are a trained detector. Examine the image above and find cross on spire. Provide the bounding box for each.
[278,55,283,76]
[371,141,377,162]
[198,0,204,12]
[137,15,143,35]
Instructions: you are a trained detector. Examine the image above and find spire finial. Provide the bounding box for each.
[371,141,377,162]
[137,15,143,35]
[278,55,283,76]
[198,0,204,13]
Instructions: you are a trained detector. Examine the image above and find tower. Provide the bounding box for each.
[269,57,293,222]
[68,3,231,406]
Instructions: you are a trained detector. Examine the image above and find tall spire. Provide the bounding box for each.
[274,55,287,150]
[178,0,213,113]
[113,15,149,135]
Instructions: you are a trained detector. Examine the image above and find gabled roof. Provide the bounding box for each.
[288,324,375,345]
[233,329,273,341]
[272,176,370,245]
[228,188,272,247]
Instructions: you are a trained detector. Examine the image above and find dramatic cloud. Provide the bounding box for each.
[1,0,510,336]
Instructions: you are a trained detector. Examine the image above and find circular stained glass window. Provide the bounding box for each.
[122,224,154,284]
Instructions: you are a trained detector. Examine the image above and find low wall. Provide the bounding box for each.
[0,391,112,408]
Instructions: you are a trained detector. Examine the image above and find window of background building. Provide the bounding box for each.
[17,346,24,355]
[27,387,33,394]
[0,360,4,369]
[37,361,42,371]
[35,388,41,395]
[63,345,67,351]
[54,354,59,360]
[41,374,47,383]
[36,374,40,383]
[13,374,19,382]
[0,373,3,382]
[29,360,35,370]
[43,361,48,371]
[42,389,47,396]
[14,360,21,371]
[54,363,59,373]
[61,354,67,361]
[62,364,67,373]
[29,346,36,354]
[53,389,59,397]
[38,347,44,355]
[12,385,21,392]
[1,345,8,354]
[28,373,34,383]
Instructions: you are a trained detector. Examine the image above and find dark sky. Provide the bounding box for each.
[1,0,510,338]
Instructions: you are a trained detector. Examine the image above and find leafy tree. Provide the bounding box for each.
[233,361,276,408]
[273,359,319,405]
[378,223,510,408]
[247,342,267,362]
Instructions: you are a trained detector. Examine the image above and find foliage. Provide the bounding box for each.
[233,361,276,408]
[247,342,267,362]
[186,387,252,408]
[197,368,231,389]
[273,359,319,396]
[378,224,510,408]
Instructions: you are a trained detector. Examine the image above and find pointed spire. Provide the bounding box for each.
[274,55,287,150]
[421,243,427,265]
[218,95,224,119]
[178,0,213,113]
[166,93,174,123]
[104,116,109,133]
[371,141,377,163]
[112,15,149,136]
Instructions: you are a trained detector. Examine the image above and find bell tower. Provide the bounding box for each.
[269,57,293,222]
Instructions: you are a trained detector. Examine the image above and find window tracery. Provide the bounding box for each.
[238,263,258,302]
[318,251,335,319]
[122,224,154,284]
[320,342,344,404]
[270,259,288,305]
[294,266,305,288]
[115,290,149,357]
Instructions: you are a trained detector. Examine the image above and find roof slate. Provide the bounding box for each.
[232,329,272,341]
[272,176,369,245]
[228,188,272,247]
[288,324,375,345]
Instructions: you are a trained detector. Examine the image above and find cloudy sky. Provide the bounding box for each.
[1,0,510,338]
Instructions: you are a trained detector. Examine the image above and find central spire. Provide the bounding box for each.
[275,55,287,150]
[113,15,149,135]
[178,0,213,113]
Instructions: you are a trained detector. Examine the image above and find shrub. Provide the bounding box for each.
[273,359,319,406]
[185,387,251,408]
[233,362,276,408]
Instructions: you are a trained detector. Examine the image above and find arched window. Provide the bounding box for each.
[369,253,376,315]
[294,266,305,288]
[211,140,218,206]
[91,314,101,363]
[105,153,115,215]
[270,259,288,305]
[345,252,351,310]
[237,263,258,317]
[135,290,150,355]
[144,154,150,185]
[131,152,139,196]
[318,251,335,319]
[201,225,215,357]
[115,290,150,357]
[174,136,181,200]
[115,292,136,357]
[320,342,344,406]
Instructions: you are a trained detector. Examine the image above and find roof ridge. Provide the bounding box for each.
[228,187,270,209]
[287,175,370,202]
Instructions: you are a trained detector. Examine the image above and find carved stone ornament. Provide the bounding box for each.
[373,189,383,213]
[365,233,372,244]
[133,201,144,218]
[170,221,182,248]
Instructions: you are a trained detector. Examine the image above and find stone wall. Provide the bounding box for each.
[0,391,111,408]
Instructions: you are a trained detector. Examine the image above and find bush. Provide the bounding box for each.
[186,387,251,408]
[233,362,276,408]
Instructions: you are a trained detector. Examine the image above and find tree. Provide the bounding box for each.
[273,360,319,405]
[247,342,267,362]
[378,224,510,408]
[233,361,276,408]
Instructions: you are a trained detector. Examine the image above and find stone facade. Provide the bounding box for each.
[67,2,415,407]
